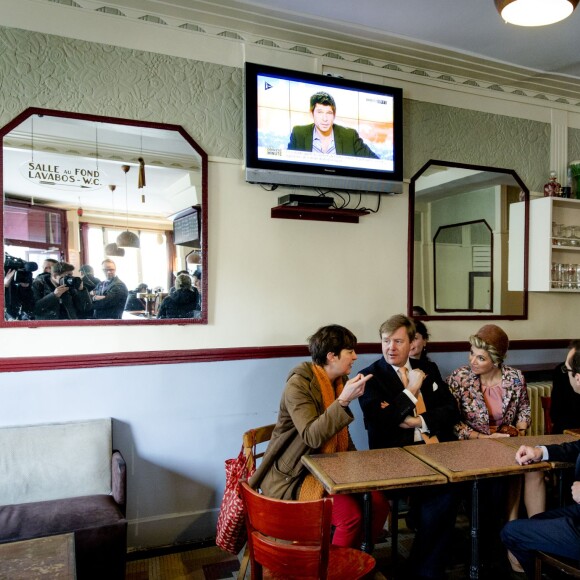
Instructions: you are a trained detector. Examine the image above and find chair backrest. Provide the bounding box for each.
[240,480,333,579]
[242,424,275,472]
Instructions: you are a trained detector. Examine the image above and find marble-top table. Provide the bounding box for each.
[405,439,553,579]
[302,447,447,554]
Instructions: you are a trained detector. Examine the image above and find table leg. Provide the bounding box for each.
[361,491,374,554]
[391,496,399,568]
[470,479,480,580]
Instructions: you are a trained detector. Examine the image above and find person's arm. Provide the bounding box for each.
[418,363,460,436]
[358,370,416,428]
[514,370,532,428]
[92,282,127,310]
[352,132,379,158]
[285,374,355,450]
[515,444,544,465]
[72,287,92,316]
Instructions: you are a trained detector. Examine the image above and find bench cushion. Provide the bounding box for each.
[0,419,112,505]
[0,495,125,543]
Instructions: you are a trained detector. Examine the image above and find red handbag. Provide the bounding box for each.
[215,447,255,554]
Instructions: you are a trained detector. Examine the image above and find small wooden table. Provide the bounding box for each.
[302,447,448,553]
[405,439,552,580]
[0,533,76,579]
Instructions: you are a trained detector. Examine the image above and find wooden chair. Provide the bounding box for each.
[240,480,376,580]
[238,424,276,580]
[535,550,580,579]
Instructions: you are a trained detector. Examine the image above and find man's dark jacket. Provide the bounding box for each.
[287,123,379,158]
[358,357,459,449]
[32,277,92,320]
[93,277,128,319]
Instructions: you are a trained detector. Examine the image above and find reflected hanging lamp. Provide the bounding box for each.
[495,0,579,26]
[116,164,140,249]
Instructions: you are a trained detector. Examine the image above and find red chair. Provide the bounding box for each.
[239,480,376,580]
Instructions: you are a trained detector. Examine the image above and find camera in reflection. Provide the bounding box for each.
[61,275,82,290]
[4,253,38,285]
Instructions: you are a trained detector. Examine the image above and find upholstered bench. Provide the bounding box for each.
[0,418,127,580]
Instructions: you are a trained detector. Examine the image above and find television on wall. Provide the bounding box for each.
[244,62,403,194]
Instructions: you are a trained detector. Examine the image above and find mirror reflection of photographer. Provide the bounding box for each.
[4,254,37,321]
[32,261,92,320]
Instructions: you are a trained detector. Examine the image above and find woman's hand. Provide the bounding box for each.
[338,373,373,406]
[489,432,510,438]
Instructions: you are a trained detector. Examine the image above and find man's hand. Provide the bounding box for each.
[399,415,421,429]
[338,373,373,405]
[53,285,69,298]
[93,295,106,301]
[572,481,580,504]
[406,368,425,396]
[515,445,543,465]
[3,269,15,288]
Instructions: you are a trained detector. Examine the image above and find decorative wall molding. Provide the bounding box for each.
[0,339,569,373]
[35,0,580,108]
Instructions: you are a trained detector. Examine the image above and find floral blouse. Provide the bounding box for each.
[446,365,531,440]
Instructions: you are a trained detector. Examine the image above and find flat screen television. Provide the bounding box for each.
[244,62,403,194]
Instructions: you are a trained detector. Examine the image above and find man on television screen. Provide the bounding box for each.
[288,91,379,158]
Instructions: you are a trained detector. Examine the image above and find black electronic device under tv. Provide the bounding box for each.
[244,62,403,194]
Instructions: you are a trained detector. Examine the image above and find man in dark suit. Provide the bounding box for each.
[92,259,128,319]
[501,350,580,578]
[288,91,379,158]
[359,314,459,580]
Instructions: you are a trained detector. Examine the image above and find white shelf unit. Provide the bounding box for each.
[529,196,580,292]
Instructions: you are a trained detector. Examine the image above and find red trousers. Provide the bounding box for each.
[331,491,390,548]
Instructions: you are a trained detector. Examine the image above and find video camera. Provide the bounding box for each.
[61,275,82,290]
[4,254,38,285]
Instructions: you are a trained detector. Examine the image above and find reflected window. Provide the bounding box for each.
[1,107,208,326]
[85,226,170,291]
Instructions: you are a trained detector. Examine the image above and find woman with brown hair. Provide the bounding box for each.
[249,324,390,549]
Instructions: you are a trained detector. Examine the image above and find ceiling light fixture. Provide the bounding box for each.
[495,0,578,26]
[116,165,140,249]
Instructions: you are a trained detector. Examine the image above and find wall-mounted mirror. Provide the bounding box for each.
[408,160,528,320]
[1,108,207,326]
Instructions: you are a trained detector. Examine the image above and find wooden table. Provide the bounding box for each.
[302,447,448,553]
[405,439,552,580]
[564,428,580,437]
[0,533,76,579]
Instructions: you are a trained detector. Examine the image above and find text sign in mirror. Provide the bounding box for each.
[1,108,207,326]
[409,160,528,320]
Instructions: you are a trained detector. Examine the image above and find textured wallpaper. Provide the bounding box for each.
[0,26,243,158]
[405,100,550,192]
[0,26,550,192]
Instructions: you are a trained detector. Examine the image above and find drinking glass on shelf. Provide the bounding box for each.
[561,226,572,246]
[551,262,562,288]
[566,264,577,289]
[552,222,563,245]
[570,226,580,247]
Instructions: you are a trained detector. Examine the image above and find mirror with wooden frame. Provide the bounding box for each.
[408,160,528,320]
[1,108,207,326]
